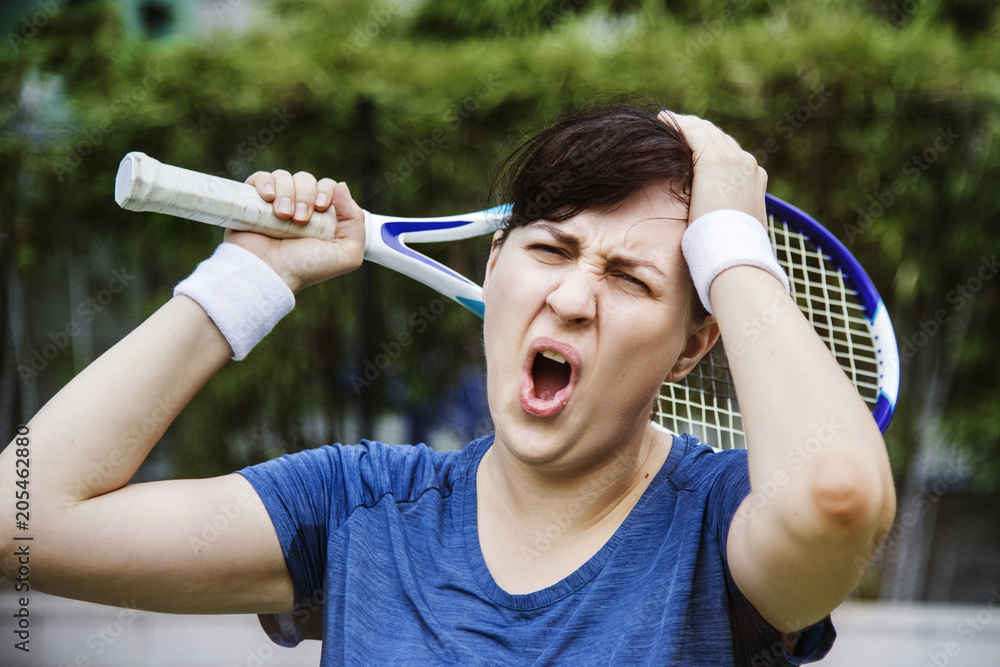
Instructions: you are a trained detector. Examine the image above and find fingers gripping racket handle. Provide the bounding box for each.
[114,152,339,241]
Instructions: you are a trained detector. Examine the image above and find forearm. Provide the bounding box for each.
[712,267,895,535]
[2,296,231,510]
[668,112,896,629]
[7,179,366,508]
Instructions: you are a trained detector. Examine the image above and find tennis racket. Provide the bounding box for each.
[114,151,899,448]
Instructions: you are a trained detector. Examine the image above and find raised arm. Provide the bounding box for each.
[0,173,365,614]
[668,113,896,633]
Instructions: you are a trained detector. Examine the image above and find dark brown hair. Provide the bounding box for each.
[491,100,693,234]
[490,100,707,323]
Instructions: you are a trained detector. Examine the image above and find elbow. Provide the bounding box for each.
[809,463,896,546]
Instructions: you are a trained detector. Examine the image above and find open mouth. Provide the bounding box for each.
[532,351,571,401]
[520,340,579,418]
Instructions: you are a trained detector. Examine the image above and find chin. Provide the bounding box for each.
[491,413,576,468]
[509,437,569,466]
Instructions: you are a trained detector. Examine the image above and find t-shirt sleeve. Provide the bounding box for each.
[236,440,451,647]
[704,449,837,665]
[237,445,344,646]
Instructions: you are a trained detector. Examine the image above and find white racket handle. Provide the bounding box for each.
[114,152,338,241]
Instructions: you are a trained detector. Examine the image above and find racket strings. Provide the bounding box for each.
[656,214,881,450]
[775,221,881,405]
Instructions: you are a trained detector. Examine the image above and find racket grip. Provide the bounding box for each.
[114,152,338,241]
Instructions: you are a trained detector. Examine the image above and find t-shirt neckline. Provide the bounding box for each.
[460,429,691,611]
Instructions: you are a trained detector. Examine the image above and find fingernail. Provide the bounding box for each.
[278,197,292,215]
[294,202,308,220]
[263,183,275,196]
[315,193,328,207]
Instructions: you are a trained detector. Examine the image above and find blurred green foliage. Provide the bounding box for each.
[1,0,998,487]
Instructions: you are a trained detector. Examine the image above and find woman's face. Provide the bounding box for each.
[481,182,716,474]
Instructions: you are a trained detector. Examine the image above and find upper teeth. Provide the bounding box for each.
[541,350,567,364]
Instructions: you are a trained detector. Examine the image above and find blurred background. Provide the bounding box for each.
[1,0,998,664]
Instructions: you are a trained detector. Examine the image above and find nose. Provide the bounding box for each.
[546,267,597,325]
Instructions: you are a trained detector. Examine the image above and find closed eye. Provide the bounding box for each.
[527,243,568,258]
[614,272,652,294]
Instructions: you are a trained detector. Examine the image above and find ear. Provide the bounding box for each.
[664,316,720,383]
[482,229,505,291]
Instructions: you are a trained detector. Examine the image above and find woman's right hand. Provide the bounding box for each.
[231,169,367,294]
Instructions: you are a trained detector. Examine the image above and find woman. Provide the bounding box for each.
[1,104,895,665]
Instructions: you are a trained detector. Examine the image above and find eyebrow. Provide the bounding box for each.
[530,222,667,279]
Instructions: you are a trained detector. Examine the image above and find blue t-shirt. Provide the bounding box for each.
[237,433,835,666]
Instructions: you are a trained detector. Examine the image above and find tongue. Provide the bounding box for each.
[532,354,570,401]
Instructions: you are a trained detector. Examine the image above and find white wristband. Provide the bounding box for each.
[174,243,295,360]
[681,210,791,316]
